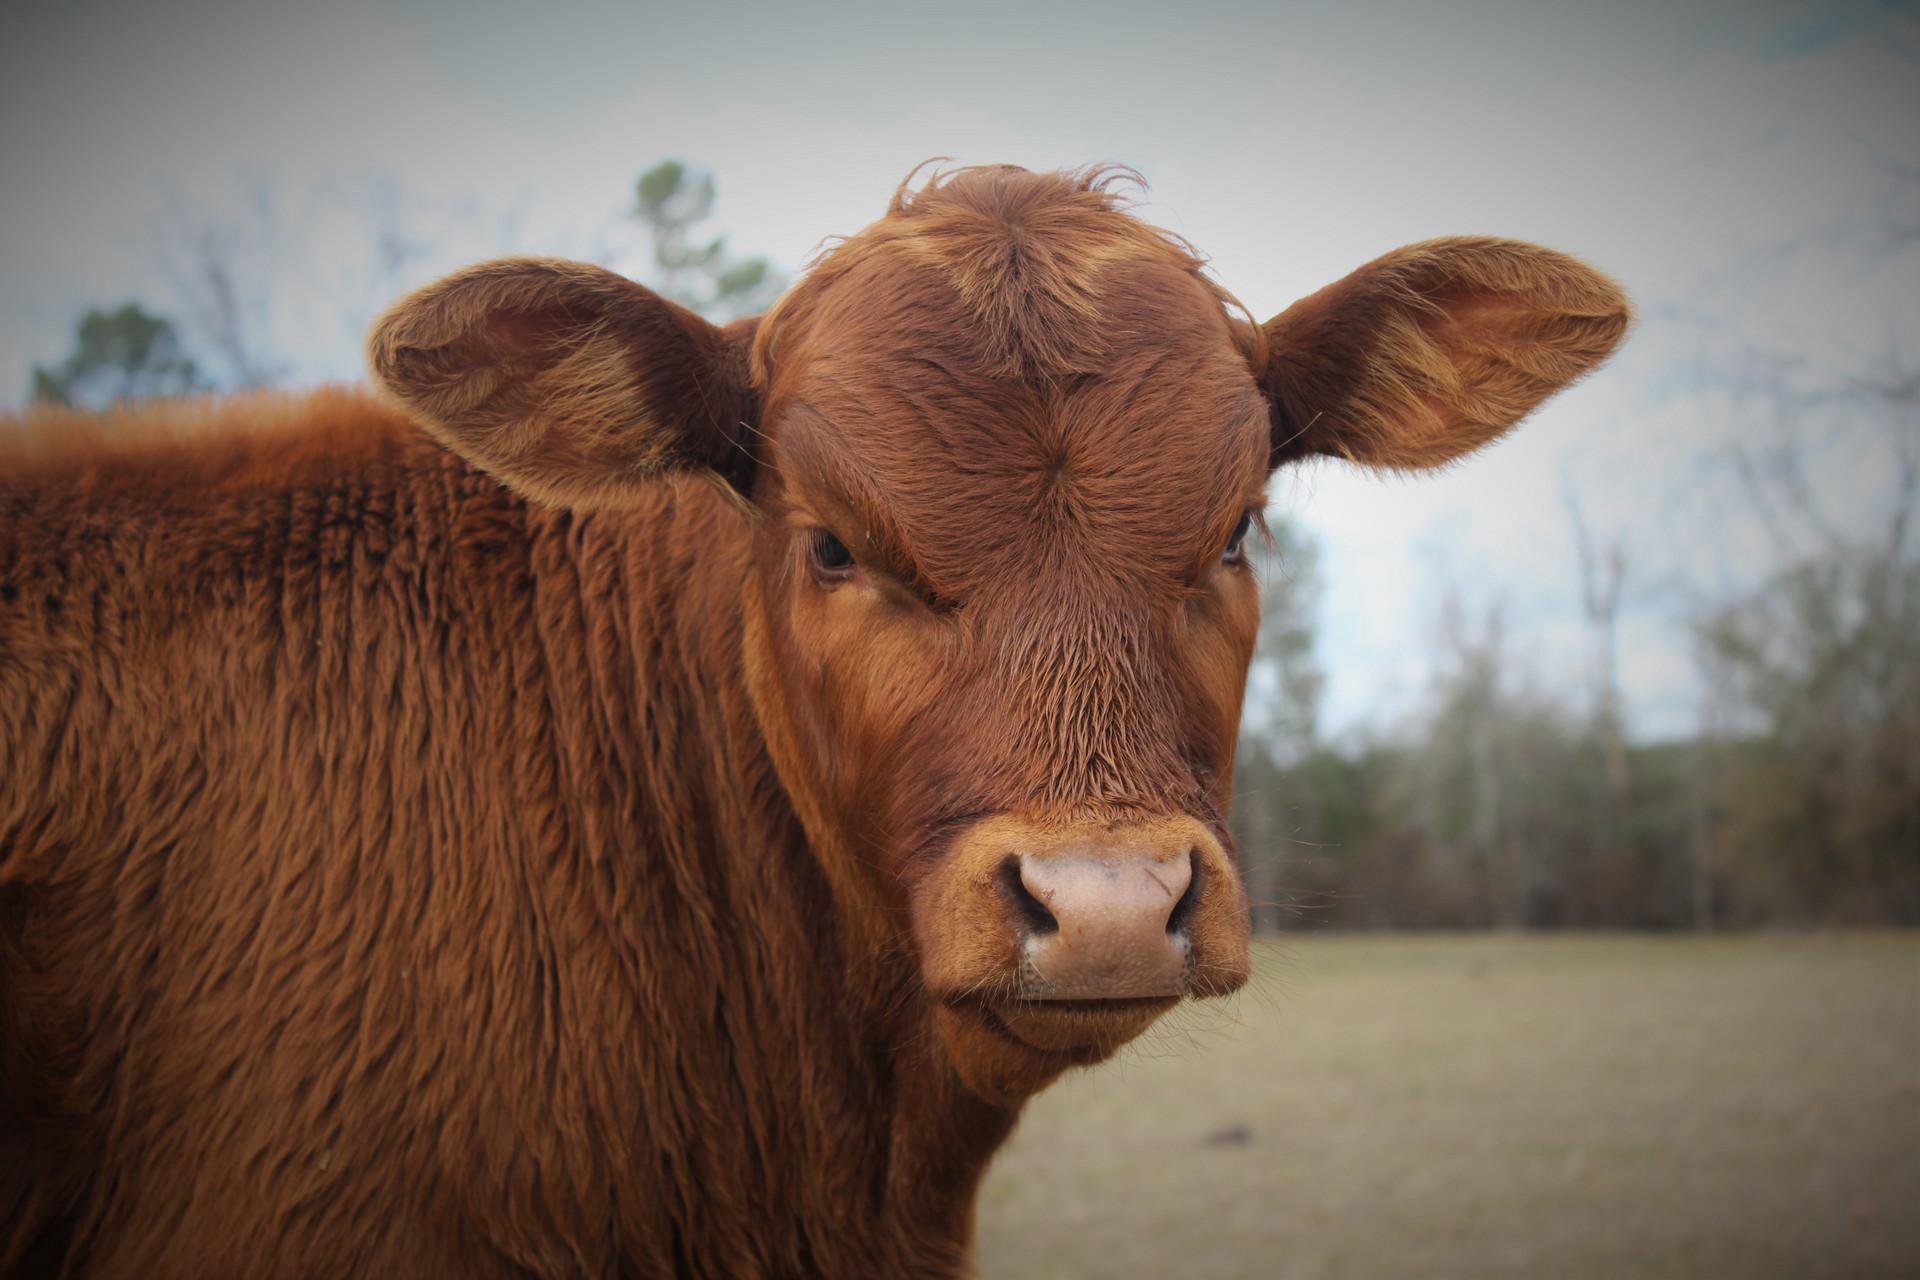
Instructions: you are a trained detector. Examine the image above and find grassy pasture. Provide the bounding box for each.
[975,934,1920,1279]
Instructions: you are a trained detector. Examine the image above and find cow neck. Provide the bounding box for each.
[575,481,1020,1264]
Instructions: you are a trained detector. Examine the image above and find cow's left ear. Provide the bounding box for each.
[1258,238,1629,471]
[369,257,759,509]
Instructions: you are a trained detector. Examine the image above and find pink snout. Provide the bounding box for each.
[917,815,1251,1015]
[1002,835,1201,999]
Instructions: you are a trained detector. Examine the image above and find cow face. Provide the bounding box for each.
[371,167,1628,1104]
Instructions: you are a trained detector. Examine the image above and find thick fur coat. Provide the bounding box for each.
[1,166,1627,1278]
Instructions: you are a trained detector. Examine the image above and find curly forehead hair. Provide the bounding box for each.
[753,163,1266,383]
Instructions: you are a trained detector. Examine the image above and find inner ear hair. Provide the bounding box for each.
[368,257,760,510]
[1262,237,1631,472]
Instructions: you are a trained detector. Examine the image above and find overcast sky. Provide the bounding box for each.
[3,0,1916,737]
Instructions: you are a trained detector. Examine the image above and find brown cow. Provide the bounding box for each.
[0,165,1627,1277]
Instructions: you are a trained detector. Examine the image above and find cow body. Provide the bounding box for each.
[2,167,1627,1277]
[1,394,1002,1276]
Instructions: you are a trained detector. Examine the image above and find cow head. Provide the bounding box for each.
[371,166,1628,1104]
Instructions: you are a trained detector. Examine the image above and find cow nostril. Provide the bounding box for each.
[1165,848,1204,939]
[999,855,1058,936]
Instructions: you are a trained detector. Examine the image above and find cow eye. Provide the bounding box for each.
[1223,510,1254,565]
[809,529,857,582]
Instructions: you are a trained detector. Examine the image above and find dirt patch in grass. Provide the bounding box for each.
[975,934,1920,1280]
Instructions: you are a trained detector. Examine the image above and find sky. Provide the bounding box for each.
[3,0,1916,738]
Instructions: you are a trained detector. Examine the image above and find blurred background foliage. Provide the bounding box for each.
[30,302,204,410]
[1230,345,1918,929]
[18,158,1918,931]
[630,160,782,322]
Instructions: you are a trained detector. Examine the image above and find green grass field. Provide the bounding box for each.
[975,934,1920,1280]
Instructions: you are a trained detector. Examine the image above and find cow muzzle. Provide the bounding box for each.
[915,814,1250,1099]
[1002,832,1198,999]
[918,814,1250,1022]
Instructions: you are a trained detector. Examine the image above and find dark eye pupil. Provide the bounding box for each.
[814,531,855,572]
[1225,511,1253,559]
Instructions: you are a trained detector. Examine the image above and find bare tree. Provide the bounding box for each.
[1689,337,1920,922]
[1229,519,1325,934]
[137,163,773,396]
[151,177,289,389]
[1563,482,1635,895]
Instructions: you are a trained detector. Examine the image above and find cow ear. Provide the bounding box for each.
[368,257,760,509]
[1258,238,1629,471]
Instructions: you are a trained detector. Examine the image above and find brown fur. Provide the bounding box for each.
[1,166,1628,1277]
[1261,236,1630,469]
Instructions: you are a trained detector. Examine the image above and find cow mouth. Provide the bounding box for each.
[930,992,1184,1102]
[962,994,1179,1055]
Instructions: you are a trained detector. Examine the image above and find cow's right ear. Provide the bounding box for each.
[368,257,759,509]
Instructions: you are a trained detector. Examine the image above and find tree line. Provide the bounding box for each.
[1231,377,1918,930]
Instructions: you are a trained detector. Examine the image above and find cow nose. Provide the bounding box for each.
[1005,846,1198,999]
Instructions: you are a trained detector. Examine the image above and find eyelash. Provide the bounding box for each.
[809,529,857,582]
[1223,510,1254,565]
